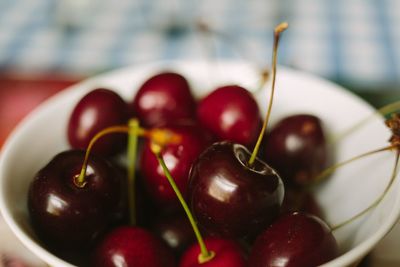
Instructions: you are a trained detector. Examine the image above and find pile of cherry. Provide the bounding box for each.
[27,67,341,267]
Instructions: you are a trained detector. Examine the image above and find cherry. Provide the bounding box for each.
[180,238,246,267]
[187,22,288,239]
[248,212,339,267]
[188,141,284,238]
[197,85,261,146]
[264,114,329,186]
[150,145,247,266]
[92,226,175,267]
[130,72,196,127]
[281,188,324,219]
[28,150,122,250]
[140,122,212,209]
[68,88,128,156]
[151,213,196,258]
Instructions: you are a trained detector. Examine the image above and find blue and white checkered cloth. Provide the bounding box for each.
[0,0,399,90]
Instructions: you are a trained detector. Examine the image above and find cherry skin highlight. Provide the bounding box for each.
[280,188,324,219]
[140,122,212,210]
[93,226,175,267]
[130,72,196,127]
[197,85,262,147]
[28,150,122,251]
[180,237,246,267]
[264,114,328,186]
[188,141,284,238]
[68,88,128,156]
[151,212,196,258]
[248,212,339,267]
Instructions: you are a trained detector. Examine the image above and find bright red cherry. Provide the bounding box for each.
[67,88,128,156]
[248,212,339,267]
[188,141,284,238]
[264,114,328,186]
[130,72,196,127]
[28,150,122,250]
[93,226,175,267]
[197,85,261,146]
[180,237,246,267]
[140,122,212,210]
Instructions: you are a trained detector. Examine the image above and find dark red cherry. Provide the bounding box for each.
[28,150,122,250]
[264,114,328,186]
[151,213,196,258]
[197,85,261,146]
[68,88,128,156]
[140,122,212,210]
[93,226,175,267]
[188,141,284,238]
[281,188,324,219]
[248,212,339,267]
[180,237,246,267]
[130,72,196,127]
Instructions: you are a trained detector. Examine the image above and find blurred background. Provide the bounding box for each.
[0,0,399,266]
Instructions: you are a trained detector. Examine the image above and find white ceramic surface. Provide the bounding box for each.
[0,61,399,267]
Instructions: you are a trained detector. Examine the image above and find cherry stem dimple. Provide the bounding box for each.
[249,22,288,166]
[127,119,140,225]
[331,149,400,231]
[150,143,215,264]
[75,125,129,187]
[312,144,398,185]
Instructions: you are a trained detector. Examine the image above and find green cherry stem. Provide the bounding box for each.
[151,143,215,264]
[127,119,140,225]
[331,148,400,231]
[248,22,288,166]
[75,125,129,187]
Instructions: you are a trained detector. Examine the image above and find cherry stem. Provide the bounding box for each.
[311,144,397,185]
[75,125,129,187]
[329,100,400,145]
[151,143,215,264]
[127,119,140,225]
[331,149,400,231]
[249,22,288,166]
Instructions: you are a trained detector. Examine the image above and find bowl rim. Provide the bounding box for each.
[0,59,400,267]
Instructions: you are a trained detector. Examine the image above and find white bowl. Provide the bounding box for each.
[0,61,399,267]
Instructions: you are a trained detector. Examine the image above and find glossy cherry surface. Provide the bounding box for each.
[152,213,196,258]
[248,212,339,267]
[264,114,328,186]
[93,226,175,267]
[281,188,324,219]
[28,150,122,250]
[68,88,128,156]
[179,237,246,267]
[188,141,284,238]
[197,85,261,146]
[140,122,212,210]
[130,72,196,127]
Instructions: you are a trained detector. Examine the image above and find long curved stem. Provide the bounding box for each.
[329,100,400,145]
[331,149,400,231]
[75,125,129,187]
[248,22,288,166]
[312,144,397,185]
[127,119,140,225]
[151,143,215,264]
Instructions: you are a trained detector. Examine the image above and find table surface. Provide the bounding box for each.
[0,0,399,91]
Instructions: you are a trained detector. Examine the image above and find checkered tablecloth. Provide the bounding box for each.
[0,0,399,90]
